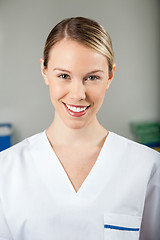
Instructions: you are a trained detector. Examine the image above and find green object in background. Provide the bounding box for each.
[130,121,160,151]
[130,122,160,135]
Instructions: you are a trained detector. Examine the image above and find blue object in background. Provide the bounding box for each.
[0,123,12,152]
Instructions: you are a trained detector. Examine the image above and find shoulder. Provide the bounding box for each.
[0,131,46,169]
[109,131,160,173]
[109,131,160,156]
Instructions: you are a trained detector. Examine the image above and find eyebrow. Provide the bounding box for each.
[53,68,104,74]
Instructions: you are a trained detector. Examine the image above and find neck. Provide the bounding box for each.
[46,114,108,146]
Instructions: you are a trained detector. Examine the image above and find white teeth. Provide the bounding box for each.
[66,104,87,112]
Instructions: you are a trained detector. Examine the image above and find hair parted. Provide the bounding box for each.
[43,17,114,73]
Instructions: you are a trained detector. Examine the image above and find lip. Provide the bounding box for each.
[63,102,90,117]
[63,103,90,108]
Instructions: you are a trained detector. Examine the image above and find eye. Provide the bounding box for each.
[58,74,70,79]
[86,75,99,81]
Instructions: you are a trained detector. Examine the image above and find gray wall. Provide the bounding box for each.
[0,0,159,144]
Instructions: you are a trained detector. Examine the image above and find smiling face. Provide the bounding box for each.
[41,38,115,129]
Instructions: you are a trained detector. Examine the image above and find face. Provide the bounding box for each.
[40,39,115,129]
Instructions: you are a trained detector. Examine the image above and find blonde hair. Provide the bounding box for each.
[43,17,114,74]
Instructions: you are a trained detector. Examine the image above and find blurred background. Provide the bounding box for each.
[0,0,160,149]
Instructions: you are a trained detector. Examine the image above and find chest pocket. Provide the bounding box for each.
[104,213,141,240]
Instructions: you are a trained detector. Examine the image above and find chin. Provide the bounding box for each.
[64,119,89,130]
[66,123,86,130]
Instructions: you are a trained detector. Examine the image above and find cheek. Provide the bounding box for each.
[88,85,106,105]
[49,83,67,101]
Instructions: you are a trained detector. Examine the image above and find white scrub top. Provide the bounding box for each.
[0,131,160,240]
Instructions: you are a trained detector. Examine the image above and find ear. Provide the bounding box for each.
[106,63,116,90]
[40,58,49,85]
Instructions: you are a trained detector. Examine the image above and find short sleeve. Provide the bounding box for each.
[140,164,160,240]
[0,199,12,240]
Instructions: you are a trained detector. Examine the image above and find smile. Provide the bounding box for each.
[65,104,88,113]
[63,103,90,117]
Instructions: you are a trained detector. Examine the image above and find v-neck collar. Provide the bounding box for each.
[32,130,116,200]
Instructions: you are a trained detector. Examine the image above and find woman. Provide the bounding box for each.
[0,17,159,240]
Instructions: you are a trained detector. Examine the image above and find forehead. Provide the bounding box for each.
[47,39,108,72]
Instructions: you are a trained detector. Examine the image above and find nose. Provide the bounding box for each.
[69,80,86,101]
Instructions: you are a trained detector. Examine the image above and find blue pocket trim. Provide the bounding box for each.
[104,224,139,231]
